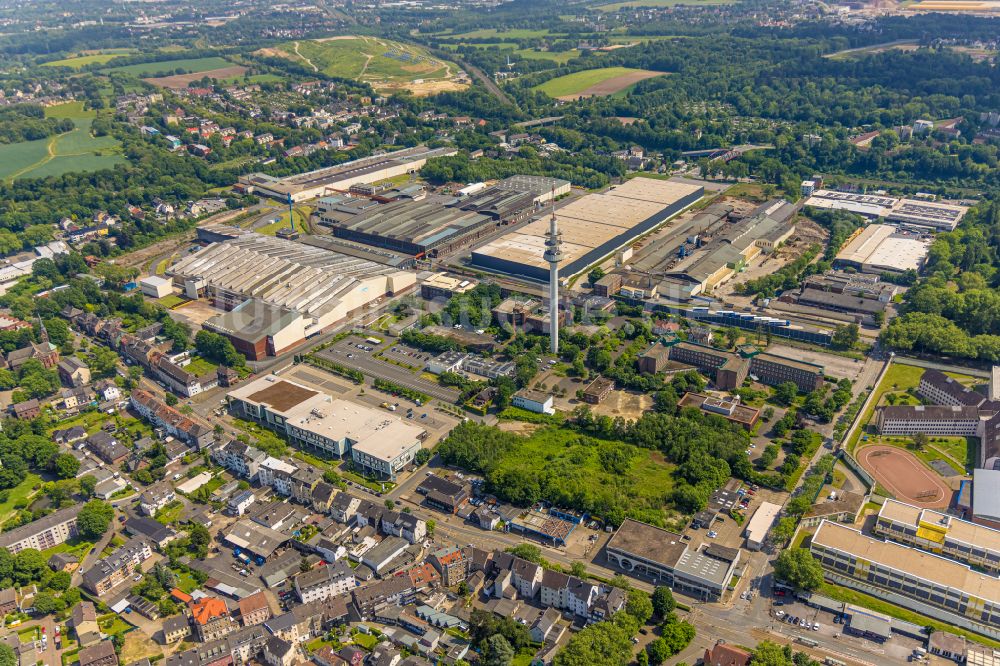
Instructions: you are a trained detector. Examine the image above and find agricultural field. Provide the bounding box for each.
[258,36,467,96]
[598,0,738,8]
[0,101,124,181]
[101,56,235,77]
[41,48,136,68]
[534,66,666,100]
[143,66,249,89]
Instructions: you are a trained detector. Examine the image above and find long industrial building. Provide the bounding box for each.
[805,189,968,231]
[227,375,426,480]
[810,519,1000,638]
[237,146,458,202]
[167,232,416,359]
[833,224,931,275]
[471,178,704,281]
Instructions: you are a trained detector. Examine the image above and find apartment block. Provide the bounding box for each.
[0,505,79,554]
[82,538,152,595]
[295,562,355,604]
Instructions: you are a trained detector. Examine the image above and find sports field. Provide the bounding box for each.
[42,48,136,68]
[258,36,467,96]
[102,56,234,77]
[856,445,952,508]
[534,67,666,100]
[0,101,124,181]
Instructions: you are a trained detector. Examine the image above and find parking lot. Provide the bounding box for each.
[768,597,926,663]
[380,343,435,369]
[316,336,461,403]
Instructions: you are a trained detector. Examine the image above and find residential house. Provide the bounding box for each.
[139,483,176,516]
[58,357,91,387]
[70,601,101,647]
[78,641,119,666]
[703,641,751,666]
[381,512,427,544]
[191,596,238,642]
[238,591,271,627]
[86,431,130,465]
[161,615,190,644]
[263,636,296,666]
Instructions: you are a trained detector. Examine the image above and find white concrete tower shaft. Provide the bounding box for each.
[542,188,562,355]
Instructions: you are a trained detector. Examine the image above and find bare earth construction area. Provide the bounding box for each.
[857,445,952,508]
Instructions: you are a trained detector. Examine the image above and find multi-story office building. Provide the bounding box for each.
[811,520,1000,636]
[747,352,824,393]
[874,499,1000,575]
[227,375,424,479]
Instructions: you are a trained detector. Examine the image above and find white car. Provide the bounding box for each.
[813,623,821,631]
[775,610,785,618]
[799,618,808,627]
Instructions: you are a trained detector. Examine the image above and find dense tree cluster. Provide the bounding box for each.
[0,104,74,143]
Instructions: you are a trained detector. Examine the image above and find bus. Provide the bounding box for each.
[365,337,382,346]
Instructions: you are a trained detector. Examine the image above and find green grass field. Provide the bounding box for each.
[184,357,217,377]
[598,0,737,9]
[516,48,583,64]
[257,207,311,236]
[273,37,461,93]
[102,56,234,77]
[0,101,124,181]
[42,49,136,68]
[0,473,43,526]
[533,66,663,98]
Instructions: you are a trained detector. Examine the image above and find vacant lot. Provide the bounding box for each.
[262,36,466,96]
[0,101,124,181]
[102,56,234,77]
[534,67,666,100]
[453,425,679,525]
[143,65,249,89]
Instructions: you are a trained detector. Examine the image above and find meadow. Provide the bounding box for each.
[42,48,136,68]
[0,101,124,181]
